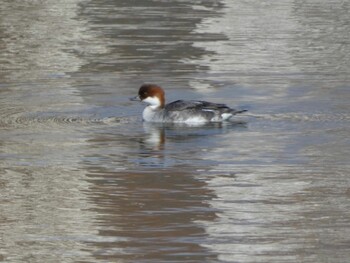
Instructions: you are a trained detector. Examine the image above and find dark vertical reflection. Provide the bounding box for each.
[80,123,230,261]
[85,168,218,262]
[76,0,226,88]
[72,2,229,259]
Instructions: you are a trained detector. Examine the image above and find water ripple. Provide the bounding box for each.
[0,110,132,129]
[247,112,350,122]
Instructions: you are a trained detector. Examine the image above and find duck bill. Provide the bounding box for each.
[130,95,141,101]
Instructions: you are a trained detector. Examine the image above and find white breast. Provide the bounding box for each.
[142,106,163,122]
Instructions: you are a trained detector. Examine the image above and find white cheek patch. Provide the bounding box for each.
[143,96,161,107]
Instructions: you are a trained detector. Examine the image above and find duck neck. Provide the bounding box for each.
[144,96,164,109]
[149,104,162,110]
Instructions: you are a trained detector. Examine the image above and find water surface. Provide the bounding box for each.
[0,0,349,262]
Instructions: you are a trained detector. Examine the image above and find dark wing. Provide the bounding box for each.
[165,100,231,112]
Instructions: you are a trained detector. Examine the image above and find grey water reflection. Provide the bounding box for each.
[85,158,219,261]
[1,0,350,262]
[82,121,248,261]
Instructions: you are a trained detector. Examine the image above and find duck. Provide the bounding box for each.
[130,84,246,123]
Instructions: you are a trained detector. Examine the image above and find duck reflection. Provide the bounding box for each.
[137,121,247,167]
[142,121,246,147]
[132,122,246,168]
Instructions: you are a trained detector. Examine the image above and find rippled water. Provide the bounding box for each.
[1,0,349,262]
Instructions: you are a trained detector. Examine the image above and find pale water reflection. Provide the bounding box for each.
[1,0,350,262]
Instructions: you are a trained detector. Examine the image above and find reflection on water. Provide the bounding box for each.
[1,0,350,262]
[0,0,105,81]
[85,168,218,262]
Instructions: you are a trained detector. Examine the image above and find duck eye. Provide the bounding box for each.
[139,91,148,99]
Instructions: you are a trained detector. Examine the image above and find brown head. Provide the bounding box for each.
[137,84,165,108]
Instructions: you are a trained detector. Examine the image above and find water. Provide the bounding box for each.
[1,0,349,262]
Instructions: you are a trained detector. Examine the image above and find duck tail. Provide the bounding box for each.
[233,109,248,115]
